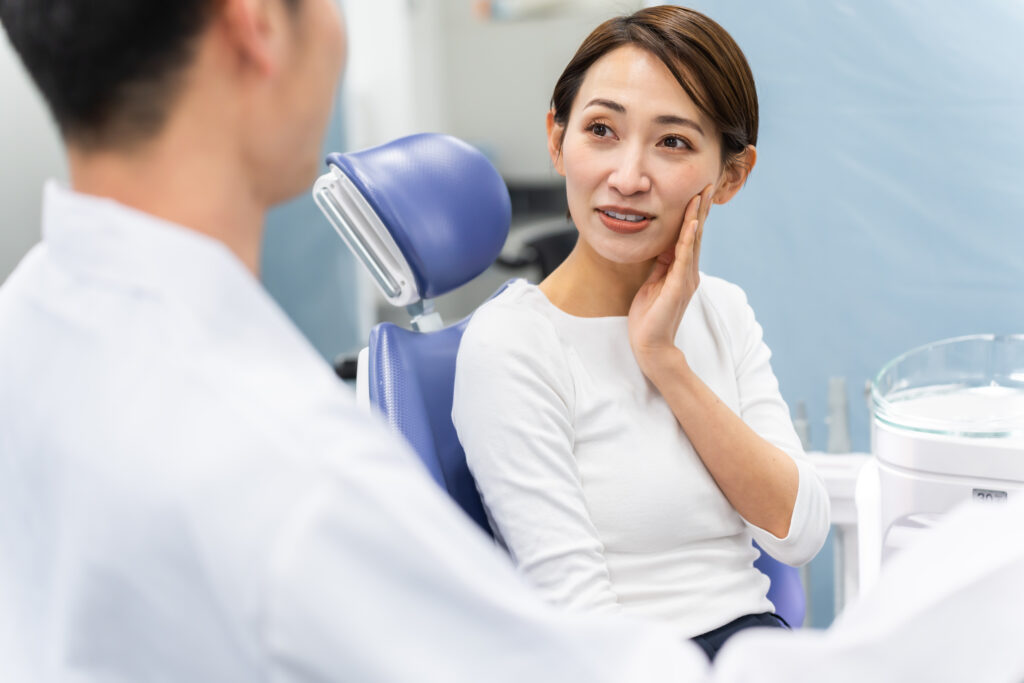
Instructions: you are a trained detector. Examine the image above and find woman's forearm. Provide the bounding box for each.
[641,347,799,538]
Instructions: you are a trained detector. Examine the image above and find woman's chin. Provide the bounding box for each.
[593,245,661,266]
[586,234,666,266]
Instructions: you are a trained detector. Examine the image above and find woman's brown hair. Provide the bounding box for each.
[550,5,758,169]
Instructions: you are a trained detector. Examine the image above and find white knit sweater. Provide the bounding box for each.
[452,276,830,639]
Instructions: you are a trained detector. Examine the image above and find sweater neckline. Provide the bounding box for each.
[517,280,629,324]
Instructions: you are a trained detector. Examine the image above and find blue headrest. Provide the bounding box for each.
[326,134,511,300]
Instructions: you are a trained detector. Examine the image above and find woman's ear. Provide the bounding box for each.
[546,110,566,176]
[714,145,757,204]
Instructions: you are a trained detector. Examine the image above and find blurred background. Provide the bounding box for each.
[3,0,1023,626]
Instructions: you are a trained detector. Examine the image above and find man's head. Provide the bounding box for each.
[0,0,346,205]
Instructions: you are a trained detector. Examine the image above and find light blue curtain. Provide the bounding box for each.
[260,102,364,364]
[685,0,1024,452]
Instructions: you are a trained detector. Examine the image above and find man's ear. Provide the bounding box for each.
[714,145,757,205]
[217,0,285,76]
[546,109,566,177]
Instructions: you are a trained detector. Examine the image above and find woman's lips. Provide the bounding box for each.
[596,208,652,234]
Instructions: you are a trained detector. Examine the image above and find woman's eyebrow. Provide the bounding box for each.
[582,98,705,136]
[654,114,705,136]
[583,97,626,113]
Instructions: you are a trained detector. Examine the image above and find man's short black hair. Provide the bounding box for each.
[0,0,296,151]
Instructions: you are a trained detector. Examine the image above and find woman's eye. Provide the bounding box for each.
[661,135,689,149]
[589,123,611,137]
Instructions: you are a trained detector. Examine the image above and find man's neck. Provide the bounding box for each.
[67,123,266,276]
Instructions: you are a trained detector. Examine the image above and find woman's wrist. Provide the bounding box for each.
[634,345,691,386]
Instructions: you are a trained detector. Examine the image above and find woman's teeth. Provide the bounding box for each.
[602,210,646,222]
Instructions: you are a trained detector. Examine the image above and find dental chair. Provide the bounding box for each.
[314,133,806,627]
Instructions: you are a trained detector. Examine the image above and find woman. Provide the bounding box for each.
[452,5,829,660]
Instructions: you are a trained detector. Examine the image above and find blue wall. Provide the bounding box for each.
[685,0,1024,453]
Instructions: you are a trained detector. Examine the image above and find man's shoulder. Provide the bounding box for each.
[0,238,399,471]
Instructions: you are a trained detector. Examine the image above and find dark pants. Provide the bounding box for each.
[691,612,790,661]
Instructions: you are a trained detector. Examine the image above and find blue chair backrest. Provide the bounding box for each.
[368,314,491,534]
[755,543,805,627]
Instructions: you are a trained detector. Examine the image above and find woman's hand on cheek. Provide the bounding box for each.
[627,184,713,378]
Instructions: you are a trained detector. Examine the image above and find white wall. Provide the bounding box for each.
[341,0,428,150]
[343,0,641,182]
[0,28,67,283]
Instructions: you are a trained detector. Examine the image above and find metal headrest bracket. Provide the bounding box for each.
[313,166,422,307]
[406,299,444,333]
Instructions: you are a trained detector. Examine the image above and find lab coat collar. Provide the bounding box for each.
[41,180,269,325]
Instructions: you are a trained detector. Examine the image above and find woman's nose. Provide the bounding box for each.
[607,145,651,196]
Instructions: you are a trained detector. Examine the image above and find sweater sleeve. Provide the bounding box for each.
[452,300,622,614]
[707,278,831,567]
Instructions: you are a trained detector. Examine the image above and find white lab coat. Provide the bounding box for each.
[0,183,706,681]
[1,182,1023,682]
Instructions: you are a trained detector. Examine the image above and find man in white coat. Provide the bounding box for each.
[0,1,705,679]
[0,1,1021,681]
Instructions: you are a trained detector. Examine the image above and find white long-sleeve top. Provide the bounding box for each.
[453,277,830,639]
[0,183,710,682]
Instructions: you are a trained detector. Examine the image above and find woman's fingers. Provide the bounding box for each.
[683,190,702,226]
[644,256,671,289]
[693,185,714,273]
[674,217,699,263]
[664,218,699,298]
[659,184,713,293]
[698,186,713,229]
[673,192,701,261]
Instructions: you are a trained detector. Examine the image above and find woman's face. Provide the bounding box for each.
[549,45,727,265]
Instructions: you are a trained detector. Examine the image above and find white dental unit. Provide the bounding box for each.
[856,335,1024,592]
[810,335,1024,609]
